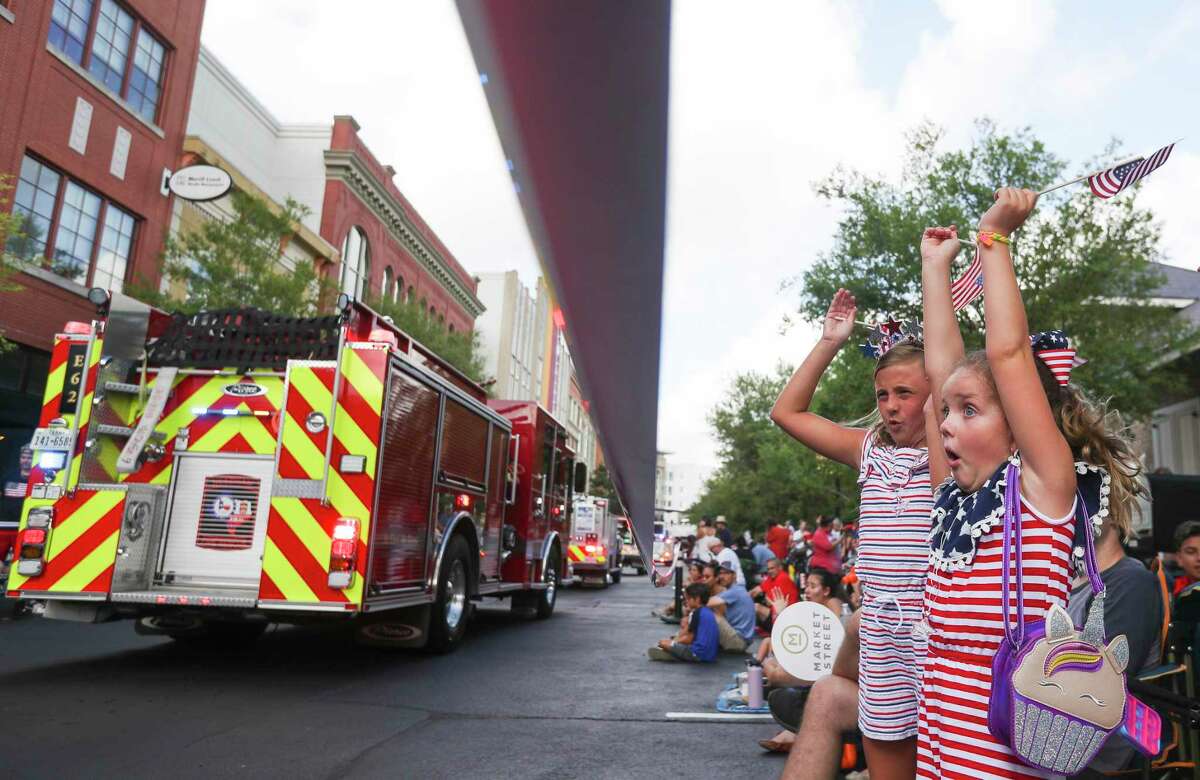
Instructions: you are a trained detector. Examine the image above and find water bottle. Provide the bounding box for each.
[747,659,763,709]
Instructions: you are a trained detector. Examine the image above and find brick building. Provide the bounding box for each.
[0,0,205,464]
[321,115,483,334]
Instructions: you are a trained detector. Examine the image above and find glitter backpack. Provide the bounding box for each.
[988,462,1130,775]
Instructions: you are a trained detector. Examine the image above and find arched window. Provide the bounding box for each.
[407,285,414,304]
[395,274,404,303]
[382,267,394,301]
[448,323,455,334]
[339,227,370,299]
[438,312,445,327]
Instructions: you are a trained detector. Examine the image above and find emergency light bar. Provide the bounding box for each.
[190,407,273,418]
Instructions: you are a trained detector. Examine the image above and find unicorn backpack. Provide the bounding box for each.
[987,462,1155,774]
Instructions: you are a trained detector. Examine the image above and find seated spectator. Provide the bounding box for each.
[751,556,798,627]
[751,534,777,572]
[648,583,718,663]
[1171,520,1200,596]
[651,561,703,620]
[700,560,725,599]
[709,537,745,586]
[709,562,756,653]
[1069,519,1163,776]
[694,519,719,562]
[766,612,862,770]
[803,567,845,617]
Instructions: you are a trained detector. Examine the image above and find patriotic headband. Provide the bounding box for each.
[859,316,923,360]
[1031,330,1086,386]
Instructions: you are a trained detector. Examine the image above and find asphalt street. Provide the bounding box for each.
[0,574,781,779]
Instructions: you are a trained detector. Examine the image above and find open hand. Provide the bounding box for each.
[979,188,1038,237]
[921,225,962,268]
[821,288,857,344]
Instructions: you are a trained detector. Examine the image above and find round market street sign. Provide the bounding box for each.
[168,164,233,202]
[770,601,846,683]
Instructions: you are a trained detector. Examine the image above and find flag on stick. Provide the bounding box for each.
[1087,144,1175,199]
[950,248,984,311]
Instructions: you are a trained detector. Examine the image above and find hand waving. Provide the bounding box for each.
[821,288,857,345]
[921,225,962,269]
[979,188,1038,236]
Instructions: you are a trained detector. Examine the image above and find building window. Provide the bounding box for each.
[339,226,369,299]
[88,0,133,93]
[128,27,165,122]
[49,0,93,64]
[6,154,137,292]
[382,266,394,301]
[396,274,405,302]
[47,0,169,123]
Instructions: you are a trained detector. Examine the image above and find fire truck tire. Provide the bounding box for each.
[427,535,472,653]
[611,567,622,585]
[534,553,560,619]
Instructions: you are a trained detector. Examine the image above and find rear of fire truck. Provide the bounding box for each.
[567,495,621,586]
[4,291,550,651]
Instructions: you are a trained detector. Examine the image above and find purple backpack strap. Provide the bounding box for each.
[1000,462,1104,651]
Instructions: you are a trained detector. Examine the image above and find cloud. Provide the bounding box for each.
[1136,150,1200,270]
[199,1,541,284]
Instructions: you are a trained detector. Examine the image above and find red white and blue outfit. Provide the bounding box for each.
[855,433,934,741]
[916,455,1108,779]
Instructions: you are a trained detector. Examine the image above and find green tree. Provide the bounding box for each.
[687,364,861,535]
[588,463,616,500]
[692,120,1196,527]
[368,293,488,383]
[791,119,1195,419]
[131,191,333,316]
[0,174,30,352]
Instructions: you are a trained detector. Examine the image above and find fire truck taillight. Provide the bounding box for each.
[327,517,359,589]
[17,507,53,576]
[454,494,472,510]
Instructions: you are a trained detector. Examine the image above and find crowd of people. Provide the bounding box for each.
[645,190,1200,780]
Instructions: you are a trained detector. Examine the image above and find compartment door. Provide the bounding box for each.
[159,456,273,589]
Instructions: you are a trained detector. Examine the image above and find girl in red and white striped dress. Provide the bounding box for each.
[917,190,1144,779]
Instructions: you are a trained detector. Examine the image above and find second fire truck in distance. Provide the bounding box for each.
[566,494,622,587]
[5,292,585,651]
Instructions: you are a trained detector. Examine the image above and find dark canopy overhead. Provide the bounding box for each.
[456,0,670,564]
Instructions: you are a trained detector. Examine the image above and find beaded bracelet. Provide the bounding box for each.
[977,231,1012,248]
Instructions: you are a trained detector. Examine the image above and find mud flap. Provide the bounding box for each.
[44,601,115,623]
[354,604,431,649]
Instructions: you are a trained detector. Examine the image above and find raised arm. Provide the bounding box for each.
[770,289,868,469]
[920,226,967,488]
[978,188,1075,516]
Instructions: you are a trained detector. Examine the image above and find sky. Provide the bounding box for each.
[201,0,1200,473]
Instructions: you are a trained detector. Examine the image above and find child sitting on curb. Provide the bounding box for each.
[648,583,718,662]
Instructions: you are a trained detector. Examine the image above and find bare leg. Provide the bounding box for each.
[862,735,916,780]
[779,674,859,780]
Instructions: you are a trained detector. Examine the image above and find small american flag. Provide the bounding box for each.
[950,248,984,311]
[1088,144,1174,199]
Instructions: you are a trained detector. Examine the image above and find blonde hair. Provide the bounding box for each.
[853,342,925,447]
[953,351,1145,540]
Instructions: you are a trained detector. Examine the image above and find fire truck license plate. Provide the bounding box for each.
[31,428,75,452]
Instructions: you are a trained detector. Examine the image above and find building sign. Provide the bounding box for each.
[168,164,233,202]
[69,97,92,155]
[110,127,131,180]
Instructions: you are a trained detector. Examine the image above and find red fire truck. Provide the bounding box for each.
[4,291,583,651]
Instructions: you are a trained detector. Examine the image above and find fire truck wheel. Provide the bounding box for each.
[611,567,622,585]
[427,535,472,652]
[534,553,559,619]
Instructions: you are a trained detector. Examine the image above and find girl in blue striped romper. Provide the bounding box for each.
[772,288,933,779]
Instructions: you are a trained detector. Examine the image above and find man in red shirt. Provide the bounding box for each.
[765,518,790,561]
[751,556,798,626]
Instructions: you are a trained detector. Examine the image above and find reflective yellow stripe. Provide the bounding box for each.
[288,366,334,419]
[272,497,332,569]
[280,415,324,478]
[332,403,377,475]
[45,492,123,562]
[262,537,318,602]
[326,469,369,523]
[49,530,120,591]
[342,348,384,416]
